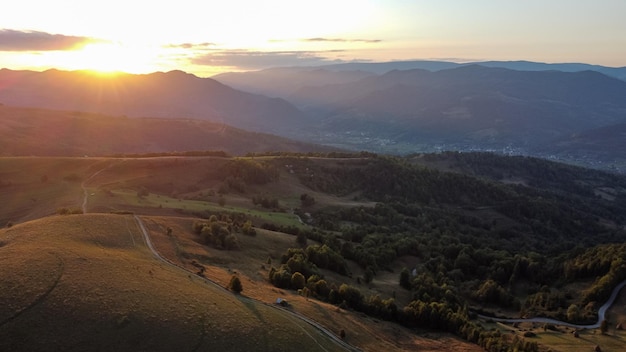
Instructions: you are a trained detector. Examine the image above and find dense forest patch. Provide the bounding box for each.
[257,153,626,351]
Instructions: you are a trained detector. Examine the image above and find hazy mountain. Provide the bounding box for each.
[319,60,462,74]
[0,105,334,156]
[321,60,626,80]
[289,66,626,153]
[0,68,311,135]
[213,67,374,100]
[477,61,626,80]
[213,61,626,104]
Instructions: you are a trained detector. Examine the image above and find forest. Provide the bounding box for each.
[180,152,626,351]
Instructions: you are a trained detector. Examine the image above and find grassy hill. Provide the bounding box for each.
[0,214,347,352]
[2,153,626,351]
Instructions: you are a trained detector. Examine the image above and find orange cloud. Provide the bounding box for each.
[0,29,98,51]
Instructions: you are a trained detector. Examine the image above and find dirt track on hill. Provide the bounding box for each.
[133,215,361,352]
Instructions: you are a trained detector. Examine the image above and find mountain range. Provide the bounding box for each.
[0,68,311,136]
[215,61,626,171]
[2,60,626,171]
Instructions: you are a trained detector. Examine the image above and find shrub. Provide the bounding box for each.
[242,220,256,236]
[224,234,241,250]
[229,275,243,294]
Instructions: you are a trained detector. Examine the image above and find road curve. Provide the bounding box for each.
[478,280,626,329]
[133,215,361,352]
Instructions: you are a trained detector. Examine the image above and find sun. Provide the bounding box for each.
[65,41,162,74]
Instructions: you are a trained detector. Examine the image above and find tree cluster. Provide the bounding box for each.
[252,195,280,209]
[192,215,241,250]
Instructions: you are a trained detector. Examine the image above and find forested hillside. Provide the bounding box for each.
[250,153,626,350]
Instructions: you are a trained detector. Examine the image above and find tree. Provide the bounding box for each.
[314,279,330,298]
[229,275,243,294]
[363,266,375,284]
[567,304,580,322]
[224,234,241,250]
[400,267,411,289]
[291,272,306,290]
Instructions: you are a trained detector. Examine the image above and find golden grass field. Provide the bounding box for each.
[0,214,348,352]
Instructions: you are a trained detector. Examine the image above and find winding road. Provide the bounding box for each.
[80,167,360,350]
[133,215,361,352]
[478,280,626,329]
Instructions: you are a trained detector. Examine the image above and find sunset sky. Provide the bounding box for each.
[1,0,625,76]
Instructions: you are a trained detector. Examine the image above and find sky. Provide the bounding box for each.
[1,0,625,77]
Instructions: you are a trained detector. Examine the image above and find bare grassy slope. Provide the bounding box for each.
[0,214,345,352]
[0,105,331,157]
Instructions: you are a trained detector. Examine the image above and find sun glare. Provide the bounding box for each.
[61,42,162,74]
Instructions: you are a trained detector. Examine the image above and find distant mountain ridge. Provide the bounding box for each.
[215,61,626,171]
[214,60,626,101]
[318,60,626,80]
[0,68,311,135]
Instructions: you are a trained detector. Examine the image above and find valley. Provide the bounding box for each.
[3,2,626,351]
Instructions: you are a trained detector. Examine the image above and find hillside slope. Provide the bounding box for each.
[0,105,333,156]
[0,214,345,352]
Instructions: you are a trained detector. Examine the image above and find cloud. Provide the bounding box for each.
[164,42,216,49]
[191,50,345,69]
[0,29,96,51]
[303,37,382,43]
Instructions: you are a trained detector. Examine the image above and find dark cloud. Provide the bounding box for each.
[191,50,345,69]
[0,29,96,51]
[303,37,382,43]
